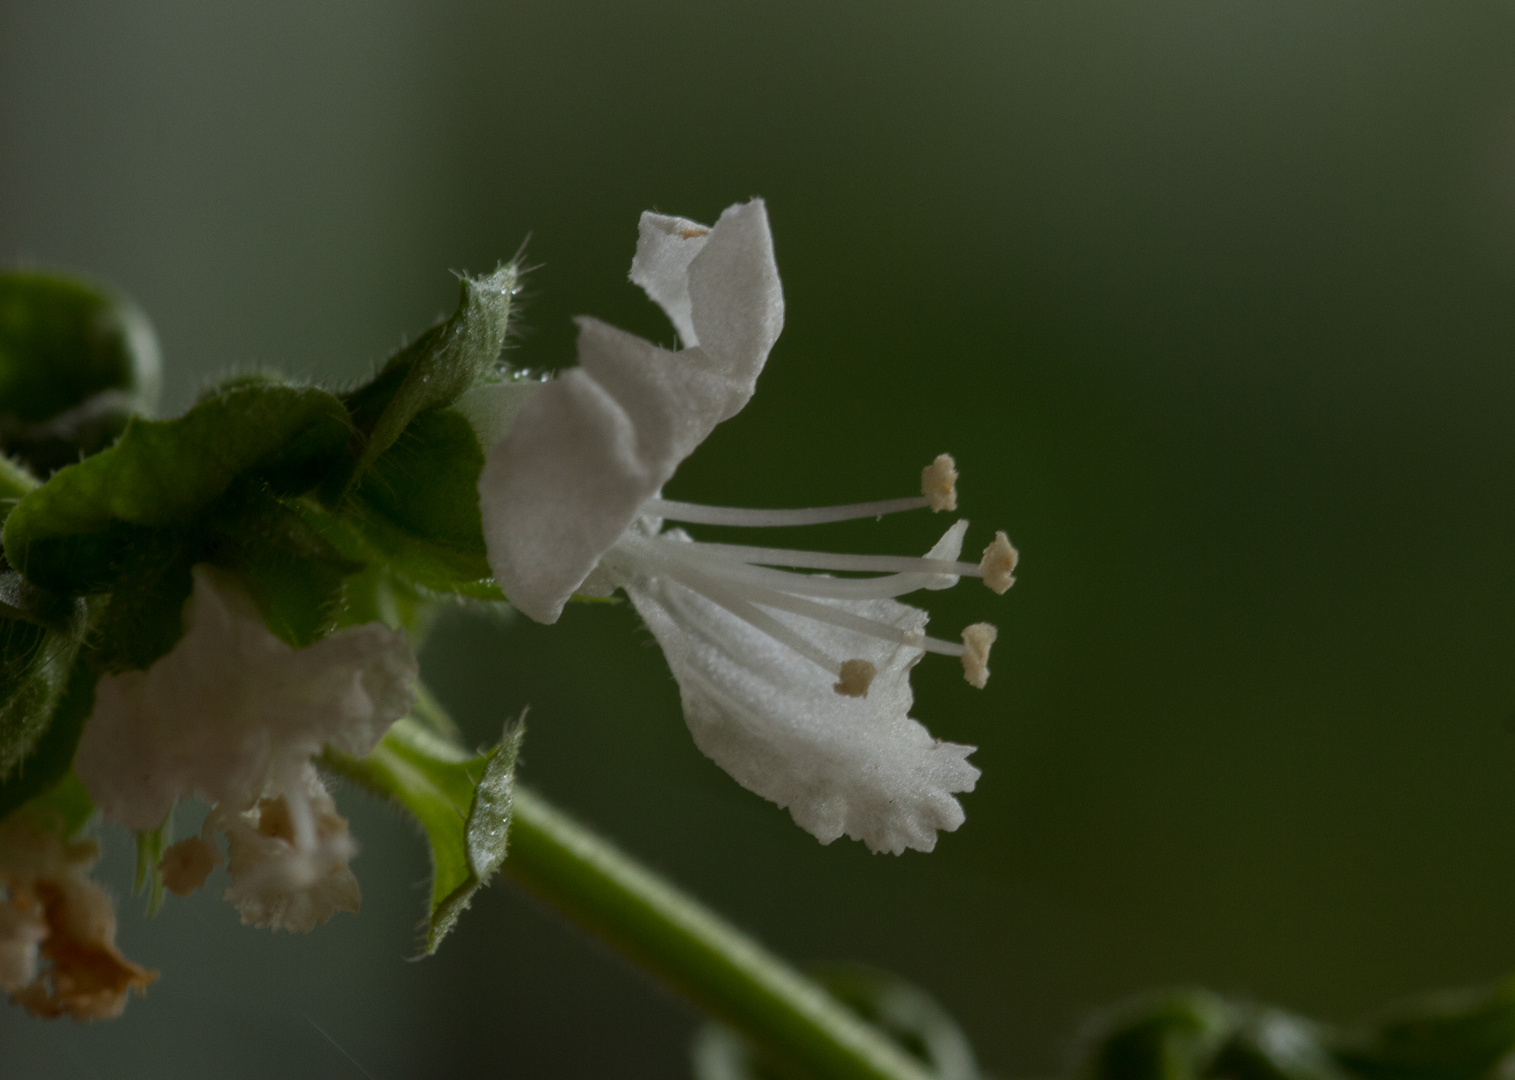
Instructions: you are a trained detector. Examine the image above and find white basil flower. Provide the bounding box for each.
[76,564,417,928]
[477,200,1017,855]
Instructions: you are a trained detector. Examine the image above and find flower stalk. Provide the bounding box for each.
[503,785,936,1080]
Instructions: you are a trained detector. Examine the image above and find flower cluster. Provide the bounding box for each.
[75,565,417,931]
[0,196,1017,1023]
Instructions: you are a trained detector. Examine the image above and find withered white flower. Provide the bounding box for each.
[0,813,154,1019]
[207,767,362,932]
[75,563,417,928]
[476,200,1017,855]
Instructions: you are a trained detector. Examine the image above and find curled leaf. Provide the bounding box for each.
[325,705,523,953]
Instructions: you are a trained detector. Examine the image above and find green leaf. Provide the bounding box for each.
[0,652,96,824]
[0,582,91,780]
[339,563,444,643]
[1211,1011,1345,1080]
[4,382,352,594]
[325,709,523,954]
[89,527,194,673]
[0,570,85,633]
[343,264,517,485]
[1071,991,1348,1080]
[1079,991,1237,1080]
[306,408,500,596]
[203,480,361,647]
[16,771,94,839]
[1331,979,1515,1080]
[691,965,982,1080]
[0,271,161,473]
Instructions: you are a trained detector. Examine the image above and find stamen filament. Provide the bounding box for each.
[724,578,966,657]
[644,495,930,528]
[616,537,969,657]
[620,536,960,602]
[686,541,981,578]
[602,551,842,676]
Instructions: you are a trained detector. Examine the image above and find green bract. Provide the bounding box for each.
[0,655,96,822]
[325,696,523,954]
[310,408,497,594]
[341,264,517,488]
[2,382,351,594]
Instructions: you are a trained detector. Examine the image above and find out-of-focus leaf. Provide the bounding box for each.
[1074,990,1351,1080]
[339,563,444,643]
[0,271,161,473]
[1330,979,1515,1080]
[0,576,91,780]
[1077,991,1236,1080]
[3,382,351,594]
[1211,1011,1346,1080]
[0,653,96,824]
[342,265,516,486]
[325,709,523,954]
[204,480,360,647]
[0,571,84,634]
[16,771,94,839]
[691,964,981,1080]
[89,527,193,673]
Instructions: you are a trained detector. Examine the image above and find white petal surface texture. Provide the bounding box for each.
[619,537,980,856]
[76,564,418,831]
[480,199,783,623]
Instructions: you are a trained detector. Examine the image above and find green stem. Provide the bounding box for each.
[504,787,934,1080]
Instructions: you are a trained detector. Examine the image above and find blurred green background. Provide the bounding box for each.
[4,2,1515,1077]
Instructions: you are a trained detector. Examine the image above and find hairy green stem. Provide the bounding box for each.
[504,787,934,1080]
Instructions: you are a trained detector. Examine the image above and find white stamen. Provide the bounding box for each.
[979,531,1018,594]
[621,536,963,602]
[644,495,930,528]
[687,540,980,578]
[603,459,1009,699]
[688,568,967,657]
[922,454,958,512]
[961,623,997,688]
[605,550,843,676]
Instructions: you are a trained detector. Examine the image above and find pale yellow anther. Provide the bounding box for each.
[921,454,958,512]
[833,658,878,698]
[979,531,1018,594]
[159,836,222,897]
[960,623,998,689]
